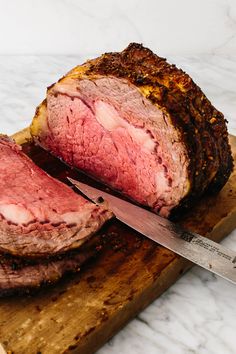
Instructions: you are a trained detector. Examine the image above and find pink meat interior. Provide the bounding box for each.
[44,77,189,217]
[0,138,102,230]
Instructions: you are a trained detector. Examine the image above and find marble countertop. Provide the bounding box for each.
[0,0,236,57]
[1,0,236,351]
[0,53,236,354]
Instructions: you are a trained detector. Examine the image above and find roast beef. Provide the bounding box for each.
[31,43,233,218]
[0,136,112,257]
[0,234,103,296]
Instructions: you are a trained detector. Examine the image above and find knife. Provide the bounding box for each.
[68,177,236,284]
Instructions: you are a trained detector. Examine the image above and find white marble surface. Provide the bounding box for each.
[0,0,236,56]
[0,0,236,353]
[0,53,235,354]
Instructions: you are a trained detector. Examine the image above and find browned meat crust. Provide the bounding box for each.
[82,43,233,215]
[32,43,233,217]
[0,234,105,296]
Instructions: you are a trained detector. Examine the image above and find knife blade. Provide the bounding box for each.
[68,177,236,284]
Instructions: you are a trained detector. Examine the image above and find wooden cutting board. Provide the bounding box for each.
[0,129,236,354]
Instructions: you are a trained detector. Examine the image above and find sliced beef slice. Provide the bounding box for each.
[0,136,112,257]
[31,43,233,218]
[0,234,103,296]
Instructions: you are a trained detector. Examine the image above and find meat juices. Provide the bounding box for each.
[31,43,233,218]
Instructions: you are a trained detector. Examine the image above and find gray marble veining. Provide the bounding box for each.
[0,53,235,354]
[0,0,236,56]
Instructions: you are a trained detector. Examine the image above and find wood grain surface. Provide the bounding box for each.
[0,130,235,354]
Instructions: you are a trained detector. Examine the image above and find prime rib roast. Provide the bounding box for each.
[0,234,104,296]
[0,43,233,295]
[0,135,112,258]
[0,136,112,294]
[31,43,233,218]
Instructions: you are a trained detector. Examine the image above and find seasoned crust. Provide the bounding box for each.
[67,43,233,213]
[31,43,233,217]
[0,233,106,296]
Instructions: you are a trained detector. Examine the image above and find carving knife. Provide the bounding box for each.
[68,178,236,284]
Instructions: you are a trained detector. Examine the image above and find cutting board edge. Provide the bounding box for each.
[209,208,236,243]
